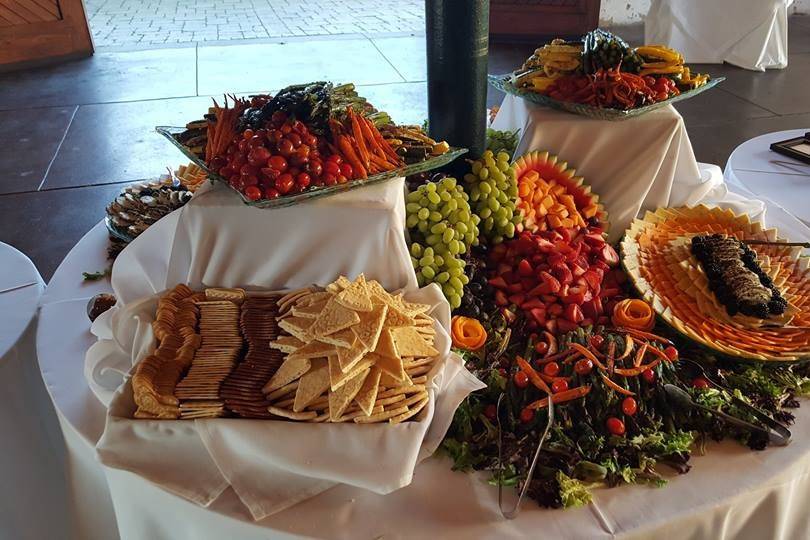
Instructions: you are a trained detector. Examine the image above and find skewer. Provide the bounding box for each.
[743,240,810,248]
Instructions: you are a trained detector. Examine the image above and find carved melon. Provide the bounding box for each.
[512,150,608,232]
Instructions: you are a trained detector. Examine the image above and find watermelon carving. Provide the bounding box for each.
[512,150,608,232]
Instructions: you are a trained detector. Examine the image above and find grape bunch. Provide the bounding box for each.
[486,128,519,160]
[405,178,481,309]
[463,150,521,244]
[457,250,493,321]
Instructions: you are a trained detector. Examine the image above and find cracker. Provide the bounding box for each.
[389,396,429,424]
[316,327,355,348]
[328,367,369,421]
[308,297,361,338]
[353,405,409,423]
[269,406,318,421]
[263,357,311,393]
[286,340,337,360]
[352,303,388,351]
[390,326,439,357]
[293,359,330,412]
[354,366,382,416]
[336,336,370,373]
[278,317,315,341]
[329,354,374,391]
[335,274,373,312]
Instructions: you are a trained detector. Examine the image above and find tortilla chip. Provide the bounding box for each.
[336,336,369,373]
[384,303,415,328]
[335,274,373,312]
[278,316,315,341]
[329,354,374,390]
[263,357,311,393]
[291,300,328,319]
[269,335,306,354]
[390,326,439,357]
[355,367,382,415]
[286,340,336,360]
[293,359,330,412]
[316,327,355,348]
[328,366,369,421]
[369,351,407,382]
[373,328,399,360]
[309,297,361,338]
[352,303,388,351]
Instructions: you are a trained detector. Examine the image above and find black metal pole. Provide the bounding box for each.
[425,0,490,161]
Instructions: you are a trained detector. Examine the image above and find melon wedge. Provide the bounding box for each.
[512,150,608,233]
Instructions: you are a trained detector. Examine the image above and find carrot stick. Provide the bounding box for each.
[363,116,402,164]
[528,385,591,410]
[614,359,661,377]
[516,356,551,395]
[536,349,577,364]
[634,342,648,368]
[645,345,674,362]
[348,109,371,169]
[615,327,673,346]
[616,334,634,361]
[337,135,367,179]
[539,373,572,384]
[601,374,635,396]
[570,343,606,370]
[357,114,387,159]
[369,153,394,171]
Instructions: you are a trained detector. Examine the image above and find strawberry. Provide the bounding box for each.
[517,259,533,277]
[529,308,546,324]
[488,276,508,289]
[495,290,509,306]
[564,303,584,323]
[539,271,561,294]
[599,244,620,266]
[584,232,606,247]
[521,298,545,310]
[508,293,525,306]
[507,282,523,293]
[582,270,602,292]
[544,319,558,334]
[581,297,603,320]
[548,303,564,317]
[551,263,573,285]
[556,318,580,333]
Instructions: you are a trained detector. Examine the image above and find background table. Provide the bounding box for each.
[491,96,709,242]
[38,189,810,539]
[645,0,792,71]
[0,242,72,540]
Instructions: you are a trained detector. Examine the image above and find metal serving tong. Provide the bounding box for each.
[495,392,555,519]
[667,358,791,446]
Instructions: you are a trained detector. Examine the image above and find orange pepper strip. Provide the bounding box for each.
[614,358,661,377]
[516,356,552,395]
[539,373,572,384]
[645,344,673,362]
[615,327,673,347]
[543,331,558,356]
[570,343,606,371]
[634,342,648,368]
[616,334,634,361]
[535,349,577,364]
[601,374,636,396]
[528,385,592,410]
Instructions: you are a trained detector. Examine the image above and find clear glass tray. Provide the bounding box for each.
[156,126,467,209]
[489,74,724,121]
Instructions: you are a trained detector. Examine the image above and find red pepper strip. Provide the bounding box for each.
[536,349,577,364]
[616,334,634,361]
[645,345,674,362]
[601,374,636,396]
[516,356,551,395]
[539,373,572,384]
[614,358,661,377]
[528,385,592,410]
[615,327,674,346]
[634,342,648,368]
[570,343,606,371]
[607,341,616,375]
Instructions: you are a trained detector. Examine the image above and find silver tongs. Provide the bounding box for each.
[495,392,555,519]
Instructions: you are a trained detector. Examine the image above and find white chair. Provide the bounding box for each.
[645,0,793,71]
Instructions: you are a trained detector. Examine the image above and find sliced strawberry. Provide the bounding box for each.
[564,303,584,323]
[544,319,558,334]
[491,243,508,262]
[584,232,606,247]
[548,253,566,266]
[551,263,573,285]
[521,298,545,310]
[556,318,580,333]
[582,270,602,292]
[570,261,587,277]
[581,298,602,321]
[548,303,564,317]
[541,294,558,304]
[600,286,620,298]
[562,285,587,305]
[508,293,525,306]
[488,276,508,289]
[539,271,561,294]
[558,228,572,243]
[529,308,546,324]
[507,282,524,293]
[580,317,593,327]
[497,263,512,276]
[534,238,555,252]
[495,290,509,306]
[599,244,620,267]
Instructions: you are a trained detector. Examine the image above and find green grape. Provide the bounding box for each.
[430,222,447,234]
[442,228,455,243]
[449,276,463,291]
[429,211,442,222]
[460,274,470,285]
[421,266,435,280]
[425,233,440,245]
[478,167,489,180]
[434,255,444,267]
[406,202,420,213]
[448,293,461,309]
[439,190,451,202]
[406,191,421,203]
[423,247,434,258]
[455,222,468,234]
[425,182,437,193]
[419,256,434,267]
[441,177,457,190]
[442,283,455,298]
[417,221,428,233]
[417,208,429,221]
[462,152,521,244]
[417,274,425,287]
[471,161,482,175]
[410,256,418,268]
[410,243,422,257]
[448,266,463,277]
[497,151,510,162]
[488,197,500,212]
[406,214,418,228]
[436,271,450,283]
[504,222,516,237]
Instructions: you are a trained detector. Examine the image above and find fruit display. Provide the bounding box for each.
[621,205,810,361]
[498,29,714,114]
[512,151,606,232]
[405,178,480,309]
[166,82,458,206]
[463,150,520,244]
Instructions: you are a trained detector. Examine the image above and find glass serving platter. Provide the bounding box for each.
[489,74,724,121]
[156,126,467,209]
[105,216,136,243]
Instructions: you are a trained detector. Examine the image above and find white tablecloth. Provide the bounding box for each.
[645,0,793,71]
[37,169,810,539]
[0,242,72,540]
[491,96,707,242]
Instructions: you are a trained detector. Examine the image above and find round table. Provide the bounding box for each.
[725,129,810,227]
[39,219,810,540]
[0,242,70,540]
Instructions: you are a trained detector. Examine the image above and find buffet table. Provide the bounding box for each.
[645,0,792,71]
[37,179,810,539]
[491,96,713,241]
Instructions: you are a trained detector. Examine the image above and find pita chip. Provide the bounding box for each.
[293,359,330,412]
[329,367,370,421]
[390,326,439,357]
[354,366,382,415]
[352,303,388,351]
[263,356,311,393]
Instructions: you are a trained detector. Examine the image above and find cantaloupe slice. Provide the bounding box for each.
[512,150,608,233]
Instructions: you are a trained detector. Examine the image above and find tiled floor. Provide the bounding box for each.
[1,18,809,280]
[85,0,424,50]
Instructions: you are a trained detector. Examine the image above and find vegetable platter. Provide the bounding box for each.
[490,29,721,120]
[159,82,466,208]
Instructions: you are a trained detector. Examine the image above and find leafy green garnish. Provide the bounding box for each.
[557,471,593,508]
[629,430,695,455]
[82,268,111,281]
[440,439,485,471]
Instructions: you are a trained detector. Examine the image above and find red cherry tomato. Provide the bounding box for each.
[589,335,604,350]
[324,160,341,176]
[336,174,348,184]
[296,172,311,189]
[275,173,294,195]
[248,147,271,166]
[270,111,287,125]
[268,130,282,144]
[307,160,323,177]
[323,173,338,186]
[520,407,535,424]
[643,76,656,87]
[663,346,678,361]
[279,123,292,135]
[574,359,593,376]
[534,341,549,355]
[498,367,507,378]
[656,91,669,102]
[242,129,254,140]
[543,362,560,377]
[692,377,710,389]
[327,154,343,164]
[304,134,318,147]
[237,139,248,153]
[514,371,529,389]
[551,379,569,393]
[248,135,266,150]
[622,397,637,416]
[339,163,354,179]
[265,188,280,199]
[268,155,288,172]
[243,185,262,201]
[606,417,626,436]
[277,139,294,156]
[287,133,302,148]
[287,167,301,178]
[484,404,497,421]
[642,368,656,384]
[240,174,258,187]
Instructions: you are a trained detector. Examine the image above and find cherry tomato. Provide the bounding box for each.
[296,172,311,189]
[277,139,294,156]
[324,160,341,176]
[551,379,569,393]
[275,173,294,195]
[240,173,258,187]
[607,417,626,436]
[327,154,343,164]
[543,362,560,377]
[265,188,280,200]
[656,91,669,102]
[339,163,354,179]
[484,404,497,421]
[534,341,549,355]
[248,147,271,167]
[643,76,656,87]
[242,129,254,140]
[622,397,637,416]
[514,371,529,389]
[243,185,262,201]
[287,167,301,178]
[336,174,348,184]
[270,111,287,125]
[248,135,266,150]
[304,134,318,147]
[520,407,535,424]
[663,346,678,361]
[268,130,282,144]
[287,133,302,148]
[280,123,292,135]
[642,368,656,384]
[323,173,338,186]
[291,120,306,134]
[260,167,280,182]
[307,160,323,177]
[589,335,604,350]
[574,359,593,376]
[237,139,248,153]
[692,377,710,389]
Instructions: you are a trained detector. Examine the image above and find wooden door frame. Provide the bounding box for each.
[0,0,94,70]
